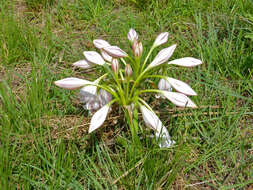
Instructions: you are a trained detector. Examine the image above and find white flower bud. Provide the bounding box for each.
[83,51,105,65]
[132,40,143,58]
[73,60,93,69]
[166,77,197,96]
[93,39,110,49]
[148,44,177,68]
[101,50,113,62]
[125,64,132,77]
[128,28,138,43]
[103,46,128,58]
[54,77,92,90]
[111,58,119,73]
[161,91,197,108]
[153,32,169,47]
[168,57,202,67]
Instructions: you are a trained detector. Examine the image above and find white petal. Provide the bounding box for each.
[153,32,169,47]
[168,57,202,67]
[81,85,97,95]
[80,93,97,105]
[80,84,101,112]
[84,100,101,112]
[155,128,175,148]
[103,46,128,58]
[89,104,110,133]
[93,39,110,49]
[83,51,105,65]
[101,50,113,62]
[148,44,177,68]
[162,91,197,108]
[140,105,163,132]
[166,77,197,96]
[80,85,97,103]
[98,89,112,105]
[54,77,92,90]
[128,28,138,42]
[73,60,93,69]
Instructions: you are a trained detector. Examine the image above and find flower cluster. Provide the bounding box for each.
[55,29,202,148]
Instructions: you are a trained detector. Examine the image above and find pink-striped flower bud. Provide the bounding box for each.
[111,58,119,73]
[132,40,143,58]
[103,46,128,58]
[83,51,105,65]
[148,44,177,68]
[54,77,92,90]
[128,28,138,43]
[101,50,112,63]
[93,39,110,49]
[125,64,132,77]
[153,32,169,47]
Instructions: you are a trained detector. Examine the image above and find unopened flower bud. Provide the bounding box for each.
[128,28,138,43]
[103,46,128,58]
[132,40,143,58]
[148,44,177,68]
[154,32,169,47]
[93,39,110,49]
[111,58,119,73]
[54,77,92,90]
[101,50,112,62]
[83,51,105,65]
[125,64,132,77]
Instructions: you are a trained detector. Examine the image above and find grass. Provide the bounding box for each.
[0,0,252,189]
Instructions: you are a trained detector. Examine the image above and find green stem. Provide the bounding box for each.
[135,57,141,78]
[139,89,161,94]
[128,67,149,99]
[141,45,155,72]
[114,73,126,105]
[126,78,130,104]
[120,58,127,66]
[125,105,141,147]
[146,74,166,79]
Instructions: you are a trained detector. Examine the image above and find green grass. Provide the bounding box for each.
[0,0,253,189]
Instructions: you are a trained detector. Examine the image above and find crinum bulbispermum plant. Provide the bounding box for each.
[55,28,202,148]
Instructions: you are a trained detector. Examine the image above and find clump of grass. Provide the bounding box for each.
[126,0,152,10]
[25,0,55,11]
[0,9,39,66]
